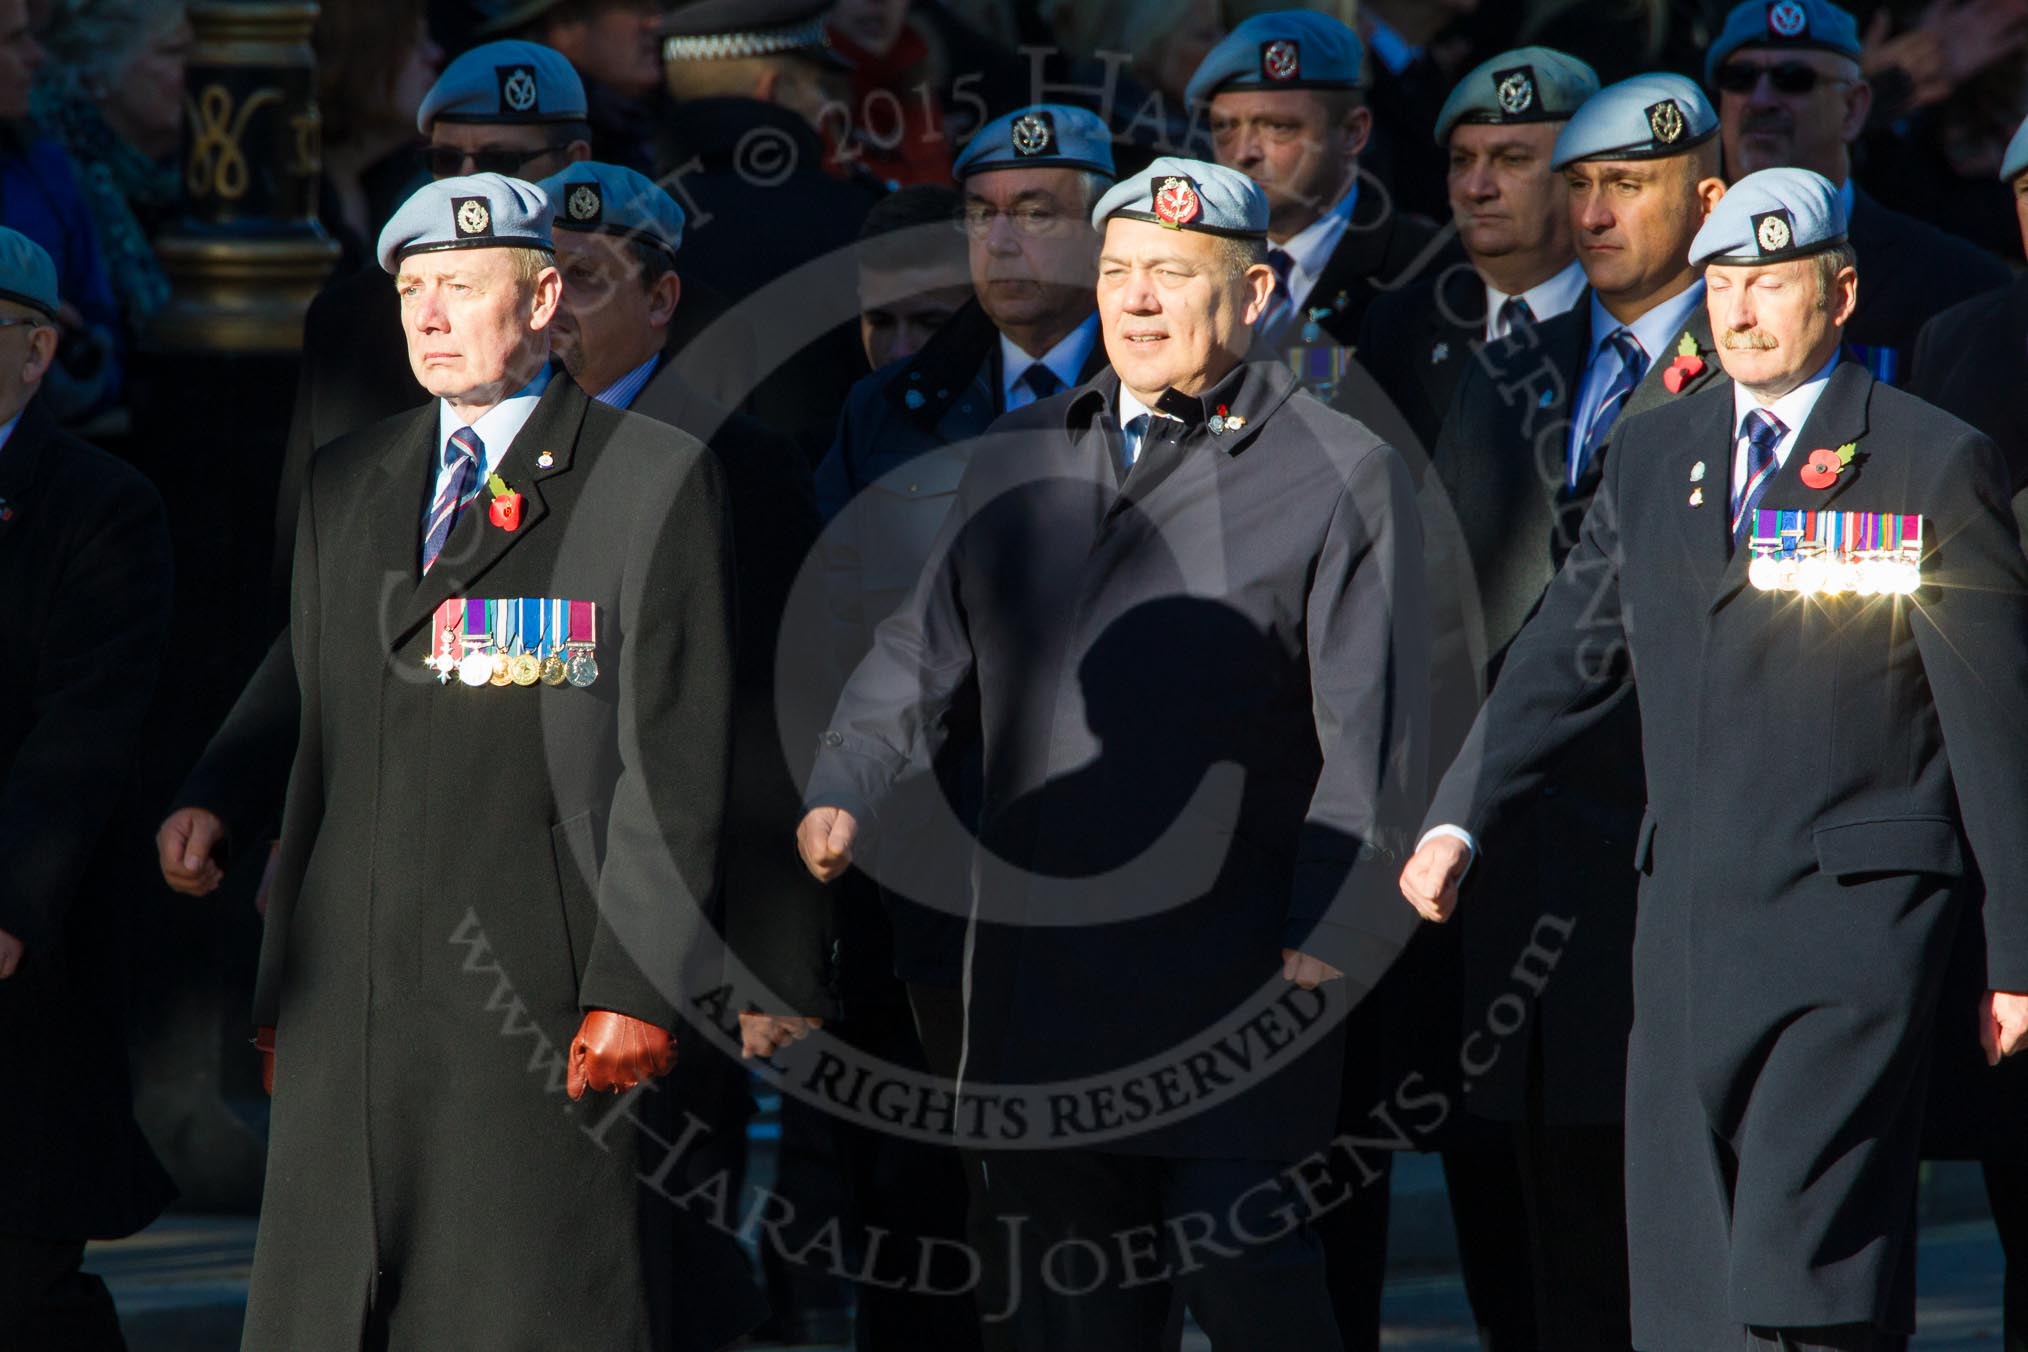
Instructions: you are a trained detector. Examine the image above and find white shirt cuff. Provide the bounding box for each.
[1418,824,1478,873]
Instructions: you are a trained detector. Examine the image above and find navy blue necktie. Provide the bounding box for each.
[1574,329,1648,485]
[1021,362,1062,401]
[422,427,482,574]
[1731,409,1787,548]
[1496,295,1535,338]
[1257,247,1298,346]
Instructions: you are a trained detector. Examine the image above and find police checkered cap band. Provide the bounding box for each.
[662,18,826,61]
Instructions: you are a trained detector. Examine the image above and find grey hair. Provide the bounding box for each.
[37,0,185,95]
[1219,235,1269,280]
[1813,241,1858,302]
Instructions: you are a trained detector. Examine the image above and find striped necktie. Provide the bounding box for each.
[422,426,483,574]
[1573,328,1648,486]
[1496,295,1535,338]
[1731,408,1787,548]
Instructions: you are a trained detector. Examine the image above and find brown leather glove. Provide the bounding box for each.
[253,1026,276,1096]
[566,1009,676,1101]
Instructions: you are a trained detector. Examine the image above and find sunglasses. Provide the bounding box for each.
[424,144,569,178]
[1714,61,1845,95]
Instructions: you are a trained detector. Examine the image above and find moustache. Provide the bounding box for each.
[1741,111,1791,136]
[1720,330,1779,351]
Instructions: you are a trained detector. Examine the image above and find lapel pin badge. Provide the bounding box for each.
[536,450,554,470]
[1430,341,1450,365]
[1689,487,1704,507]
[1690,460,1706,482]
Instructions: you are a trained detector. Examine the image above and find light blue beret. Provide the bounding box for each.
[416,40,586,131]
[1435,46,1600,146]
[953,104,1117,180]
[538,162,686,261]
[1552,73,1717,168]
[1183,10,1364,108]
[1688,166,1847,266]
[0,227,57,318]
[378,174,555,274]
[1091,156,1270,239]
[1706,0,1863,85]
[2002,111,2028,183]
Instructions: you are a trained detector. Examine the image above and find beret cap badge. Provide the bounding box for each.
[1152,175,1203,228]
[1767,0,1809,38]
[1646,98,1686,144]
[454,197,493,237]
[566,183,601,222]
[1496,68,1537,115]
[1261,39,1300,82]
[1755,210,1794,253]
[1011,111,1055,156]
[499,65,539,113]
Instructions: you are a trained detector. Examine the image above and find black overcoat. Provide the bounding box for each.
[236,373,756,1350]
[807,361,1429,1162]
[1356,263,1483,455]
[1426,291,1724,1126]
[0,399,178,1241]
[1844,185,2009,380]
[1427,360,2028,1347]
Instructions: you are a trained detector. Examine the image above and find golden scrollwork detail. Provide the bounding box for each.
[289,105,322,178]
[185,83,285,201]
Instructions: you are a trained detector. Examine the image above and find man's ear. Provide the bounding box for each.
[22,324,55,388]
[648,269,681,329]
[1242,260,1277,327]
[1341,104,1373,161]
[1696,176,1728,219]
[1839,77,1873,145]
[528,266,564,330]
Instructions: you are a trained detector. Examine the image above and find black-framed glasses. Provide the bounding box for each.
[1714,61,1847,95]
[425,144,571,179]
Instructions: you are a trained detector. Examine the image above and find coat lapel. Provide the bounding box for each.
[1708,360,1873,613]
[394,371,589,647]
[0,398,54,515]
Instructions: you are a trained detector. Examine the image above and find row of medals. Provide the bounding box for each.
[435,641,597,688]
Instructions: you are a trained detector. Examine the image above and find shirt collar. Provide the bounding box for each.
[1586,280,1706,368]
[1363,15,1421,74]
[0,411,20,460]
[1274,184,1360,279]
[437,364,552,467]
[1000,312,1101,408]
[1485,259,1588,338]
[593,352,660,410]
[1731,351,1840,449]
[1836,176,1855,223]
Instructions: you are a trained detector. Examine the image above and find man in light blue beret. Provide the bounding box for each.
[800,150,1429,1349]
[176,167,762,1347]
[1708,0,2005,383]
[1360,45,1599,448]
[1408,164,2028,1352]
[421,38,593,177]
[1187,9,1454,359]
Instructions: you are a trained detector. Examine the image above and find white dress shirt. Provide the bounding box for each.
[1484,259,1589,342]
[1728,353,1839,506]
[1115,385,1184,469]
[1272,184,1361,320]
[1001,313,1101,412]
[429,365,551,521]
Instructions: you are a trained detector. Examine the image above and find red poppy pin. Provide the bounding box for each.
[1799,441,1858,490]
[1661,332,1706,393]
[485,472,523,531]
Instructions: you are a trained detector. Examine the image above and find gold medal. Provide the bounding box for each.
[540,655,567,686]
[489,652,512,686]
[511,653,541,686]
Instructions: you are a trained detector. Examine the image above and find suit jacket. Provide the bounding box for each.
[1428,361,2028,1342]
[210,374,762,1351]
[1357,263,1485,455]
[0,398,177,1240]
[807,361,1429,1162]
[1844,185,2009,382]
[806,301,1107,990]
[1424,292,1724,1125]
[1299,183,1460,356]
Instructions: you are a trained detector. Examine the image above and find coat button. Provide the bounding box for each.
[819,731,844,747]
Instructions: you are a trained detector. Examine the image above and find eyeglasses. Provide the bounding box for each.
[1714,61,1849,95]
[0,316,49,333]
[425,143,570,179]
[956,203,1074,239]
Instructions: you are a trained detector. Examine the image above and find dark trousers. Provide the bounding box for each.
[1741,1325,1909,1351]
[983,1149,1340,1352]
[1514,1116,1632,1350]
[1987,1159,2028,1352]
[0,1234,126,1352]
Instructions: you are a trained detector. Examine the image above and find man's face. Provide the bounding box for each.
[1565,155,1713,306]
[397,249,557,403]
[0,299,55,423]
[1706,256,1855,395]
[857,264,970,368]
[548,230,666,395]
[962,168,1100,335]
[428,121,581,181]
[830,0,911,56]
[2014,173,2028,257]
[551,2,661,101]
[0,0,45,122]
[1207,89,1368,237]
[1447,121,1568,265]
[1717,49,1865,180]
[1097,219,1273,402]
